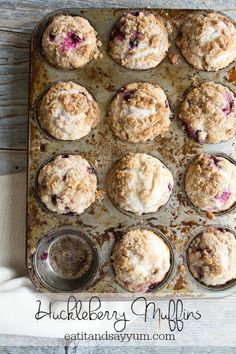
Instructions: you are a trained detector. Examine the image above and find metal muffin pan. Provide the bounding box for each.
[27,8,236,298]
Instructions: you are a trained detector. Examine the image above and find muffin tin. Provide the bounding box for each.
[27,8,236,298]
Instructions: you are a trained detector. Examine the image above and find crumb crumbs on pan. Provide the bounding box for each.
[178,264,186,273]
[227,64,236,86]
[96,189,106,201]
[173,275,187,290]
[168,52,178,65]
[206,211,215,220]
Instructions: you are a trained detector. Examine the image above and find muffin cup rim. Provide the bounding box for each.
[185,225,236,292]
[34,153,99,217]
[183,152,236,217]
[34,80,100,142]
[110,225,175,293]
[35,10,103,71]
[108,11,169,72]
[33,227,100,293]
[106,151,175,218]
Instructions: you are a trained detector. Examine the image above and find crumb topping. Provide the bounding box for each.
[39,81,100,140]
[109,12,169,69]
[180,82,236,144]
[185,153,236,212]
[176,12,236,71]
[187,227,236,286]
[108,82,171,142]
[42,15,101,69]
[112,228,171,292]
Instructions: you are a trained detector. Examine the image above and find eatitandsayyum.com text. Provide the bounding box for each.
[35,296,201,332]
[64,331,176,342]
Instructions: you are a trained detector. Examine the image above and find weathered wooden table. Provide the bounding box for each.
[1,0,236,353]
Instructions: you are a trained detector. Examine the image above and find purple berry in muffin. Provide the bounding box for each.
[222,93,234,116]
[129,31,140,49]
[215,189,231,204]
[61,31,84,52]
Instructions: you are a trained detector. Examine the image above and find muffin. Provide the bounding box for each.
[41,15,101,69]
[187,227,236,287]
[109,11,169,70]
[107,153,174,215]
[176,12,236,71]
[185,153,236,212]
[112,228,171,292]
[38,81,100,140]
[108,82,171,142]
[180,82,236,144]
[37,154,97,215]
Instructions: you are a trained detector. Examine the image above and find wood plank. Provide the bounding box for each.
[0,2,235,35]
[0,150,26,175]
[0,342,235,354]
[0,29,29,149]
[0,0,236,12]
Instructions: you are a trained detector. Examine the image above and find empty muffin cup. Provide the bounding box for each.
[186,227,236,291]
[34,228,99,292]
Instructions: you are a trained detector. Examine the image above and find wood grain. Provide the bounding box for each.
[0,150,26,175]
